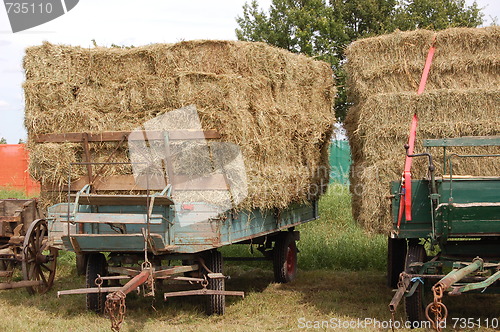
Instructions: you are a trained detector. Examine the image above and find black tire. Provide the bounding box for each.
[404,241,426,325]
[76,253,87,276]
[86,253,107,313]
[204,250,225,315]
[273,232,297,283]
[387,237,407,288]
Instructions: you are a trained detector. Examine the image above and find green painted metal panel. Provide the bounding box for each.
[62,234,166,252]
[438,178,500,204]
[329,140,351,184]
[391,180,433,238]
[423,136,500,147]
[48,199,318,254]
[391,177,500,239]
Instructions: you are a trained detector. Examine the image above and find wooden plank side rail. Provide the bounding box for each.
[43,174,230,192]
[34,130,221,143]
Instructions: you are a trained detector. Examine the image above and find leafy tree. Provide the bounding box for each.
[237,0,346,68]
[236,0,483,120]
[0,137,7,144]
[394,0,482,30]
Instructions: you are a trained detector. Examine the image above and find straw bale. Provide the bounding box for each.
[345,27,500,233]
[24,40,335,210]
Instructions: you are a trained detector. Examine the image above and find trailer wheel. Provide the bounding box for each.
[273,232,297,283]
[22,219,58,295]
[76,253,87,276]
[86,253,107,313]
[404,241,426,325]
[387,237,407,288]
[204,250,225,315]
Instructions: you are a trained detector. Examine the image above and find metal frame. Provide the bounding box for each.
[389,136,500,328]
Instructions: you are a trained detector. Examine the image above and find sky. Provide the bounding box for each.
[0,0,497,143]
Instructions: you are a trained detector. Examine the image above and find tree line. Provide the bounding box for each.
[236,0,484,119]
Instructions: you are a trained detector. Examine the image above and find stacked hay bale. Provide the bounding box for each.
[345,27,500,233]
[24,40,335,210]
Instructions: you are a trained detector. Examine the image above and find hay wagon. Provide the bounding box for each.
[388,135,500,330]
[39,129,319,330]
[0,199,58,293]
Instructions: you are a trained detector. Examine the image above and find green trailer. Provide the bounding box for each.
[388,136,500,330]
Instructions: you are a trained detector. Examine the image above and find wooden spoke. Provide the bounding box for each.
[22,219,58,295]
[40,263,53,272]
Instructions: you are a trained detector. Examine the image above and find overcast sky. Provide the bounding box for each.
[0,0,497,143]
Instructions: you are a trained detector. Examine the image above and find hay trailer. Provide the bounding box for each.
[388,136,500,330]
[0,199,58,293]
[40,130,319,331]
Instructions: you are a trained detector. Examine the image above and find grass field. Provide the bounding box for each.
[0,185,497,331]
[0,188,28,199]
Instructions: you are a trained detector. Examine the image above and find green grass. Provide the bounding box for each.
[0,187,28,199]
[222,184,387,271]
[1,253,497,331]
[298,185,386,271]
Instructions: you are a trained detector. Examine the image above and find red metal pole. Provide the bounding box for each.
[116,269,150,295]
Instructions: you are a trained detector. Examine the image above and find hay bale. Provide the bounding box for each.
[345,27,500,100]
[345,27,500,234]
[24,40,335,210]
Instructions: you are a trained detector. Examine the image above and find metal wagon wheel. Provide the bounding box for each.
[22,219,58,295]
[404,240,427,324]
[273,232,297,283]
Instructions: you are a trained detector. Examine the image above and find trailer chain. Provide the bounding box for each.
[425,283,448,331]
[95,275,103,314]
[105,291,126,332]
[141,261,155,297]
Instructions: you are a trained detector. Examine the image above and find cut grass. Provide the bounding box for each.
[0,255,497,331]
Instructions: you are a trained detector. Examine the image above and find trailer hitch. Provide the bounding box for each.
[425,258,484,331]
[105,268,152,332]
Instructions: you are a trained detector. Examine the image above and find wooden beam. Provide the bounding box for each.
[34,130,220,143]
[74,194,174,206]
[173,174,229,191]
[42,175,167,192]
[43,173,230,192]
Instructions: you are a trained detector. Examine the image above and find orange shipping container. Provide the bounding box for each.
[0,144,40,196]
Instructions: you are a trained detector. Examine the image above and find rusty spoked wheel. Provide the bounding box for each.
[22,219,58,295]
[273,232,297,283]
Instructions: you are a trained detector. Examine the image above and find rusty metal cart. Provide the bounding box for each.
[37,129,319,331]
[0,199,58,294]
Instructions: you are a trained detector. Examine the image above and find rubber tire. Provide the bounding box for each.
[387,237,407,288]
[86,253,107,314]
[404,241,426,325]
[273,232,297,283]
[205,250,225,315]
[76,253,87,276]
